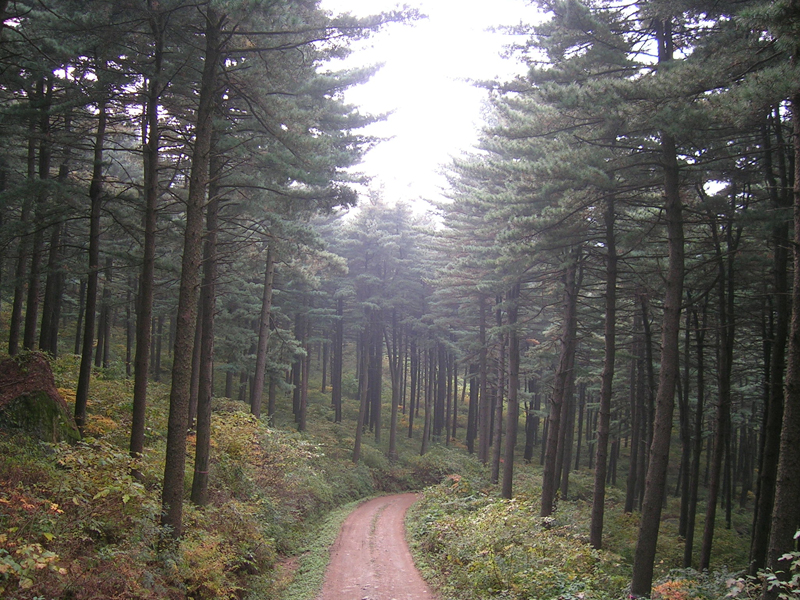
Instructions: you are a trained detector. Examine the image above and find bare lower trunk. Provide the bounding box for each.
[541,248,580,517]
[501,283,521,499]
[161,9,222,538]
[630,24,685,590]
[251,247,275,418]
[590,193,617,549]
[75,68,108,431]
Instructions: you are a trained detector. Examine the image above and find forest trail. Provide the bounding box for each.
[316,493,437,600]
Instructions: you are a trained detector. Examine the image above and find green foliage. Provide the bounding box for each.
[727,532,800,600]
[408,476,628,600]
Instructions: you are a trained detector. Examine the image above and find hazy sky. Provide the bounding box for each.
[320,0,536,208]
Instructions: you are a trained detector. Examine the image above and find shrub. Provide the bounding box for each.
[408,476,628,600]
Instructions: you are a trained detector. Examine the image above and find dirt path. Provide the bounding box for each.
[316,493,437,600]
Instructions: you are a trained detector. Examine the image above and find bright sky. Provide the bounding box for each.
[320,0,536,208]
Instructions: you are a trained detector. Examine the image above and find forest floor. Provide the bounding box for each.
[316,493,437,600]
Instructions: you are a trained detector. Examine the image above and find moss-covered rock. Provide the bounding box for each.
[0,353,80,443]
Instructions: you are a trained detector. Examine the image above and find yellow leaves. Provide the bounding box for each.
[652,579,694,600]
[83,414,119,437]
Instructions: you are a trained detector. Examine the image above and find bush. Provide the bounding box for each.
[408,475,628,600]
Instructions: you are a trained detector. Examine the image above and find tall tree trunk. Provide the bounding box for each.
[251,246,276,418]
[491,296,505,485]
[407,339,418,437]
[750,108,790,575]
[625,315,642,514]
[125,278,133,377]
[332,297,344,423]
[684,302,708,568]
[557,365,576,498]
[74,279,85,355]
[23,76,53,352]
[298,314,310,432]
[39,130,70,357]
[191,125,222,507]
[541,248,581,517]
[421,348,434,455]
[677,302,693,538]
[700,196,738,571]
[353,329,369,463]
[761,85,800,600]
[630,21,685,597]
[39,220,64,356]
[466,364,478,453]
[8,110,37,356]
[95,257,112,368]
[590,192,618,549]
[478,296,490,463]
[501,282,521,499]
[575,384,585,471]
[130,3,163,459]
[386,316,402,460]
[369,311,383,442]
[434,342,446,438]
[161,9,222,539]
[74,61,108,431]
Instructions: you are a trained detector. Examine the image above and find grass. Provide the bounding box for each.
[277,498,364,600]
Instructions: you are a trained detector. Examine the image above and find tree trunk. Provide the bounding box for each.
[700,196,738,571]
[466,364,478,453]
[74,61,108,431]
[761,86,800,600]
[332,297,344,423]
[434,342,446,439]
[678,302,693,538]
[630,22,685,595]
[625,325,640,513]
[590,192,617,549]
[191,124,222,507]
[421,348,434,455]
[541,248,581,517]
[39,219,64,356]
[684,301,707,568]
[407,339,418,437]
[251,246,276,418]
[491,296,505,485]
[750,108,790,576]
[23,76,53,352]
[298,317,310,432]
[8,113,37,356]
[478,296,490,463]
[353,329,369,463]
[386,315,401,460]
[161,8,222,539]
[501,282,521,499]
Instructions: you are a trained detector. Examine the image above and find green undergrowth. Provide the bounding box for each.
[0,354,480,599]
[406,467,755,600]
[408,475,630,600]
[1,353,760,599]
[278,498,363,600]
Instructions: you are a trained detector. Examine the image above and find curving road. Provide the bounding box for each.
[317,493,437,600]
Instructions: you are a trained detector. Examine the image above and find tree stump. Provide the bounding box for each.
[0,353,80,443]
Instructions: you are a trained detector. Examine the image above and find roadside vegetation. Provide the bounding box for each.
[0,353,471,599]
[2,352,783,600]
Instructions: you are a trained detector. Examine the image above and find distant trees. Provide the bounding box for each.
[0,0,408,538]
[431,0,800,596]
